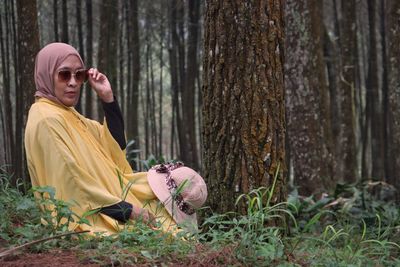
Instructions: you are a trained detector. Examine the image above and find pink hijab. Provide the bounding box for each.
[34,42,84,106]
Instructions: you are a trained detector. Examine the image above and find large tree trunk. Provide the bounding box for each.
[285,0,334,196]
[202,0,286,213]
[386,0,400,193]
[16,0,40,181]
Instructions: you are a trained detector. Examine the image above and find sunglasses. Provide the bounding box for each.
[57,69,88,83]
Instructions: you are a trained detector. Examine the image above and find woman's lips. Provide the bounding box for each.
[65,92,77,97]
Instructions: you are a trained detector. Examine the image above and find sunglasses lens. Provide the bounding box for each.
[75,70,88,83]
[58,70,71,82]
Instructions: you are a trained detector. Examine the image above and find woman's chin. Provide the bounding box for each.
[60,96,79,107]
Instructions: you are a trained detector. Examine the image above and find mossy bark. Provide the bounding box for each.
[202,0,286,213]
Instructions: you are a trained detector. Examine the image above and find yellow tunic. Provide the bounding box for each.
[24,98,176,234]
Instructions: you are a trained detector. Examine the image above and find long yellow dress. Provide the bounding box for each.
[24,98,176,234]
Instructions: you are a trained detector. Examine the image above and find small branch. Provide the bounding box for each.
[0,230,90,258]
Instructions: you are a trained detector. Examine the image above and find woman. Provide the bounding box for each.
[24,43,207,235]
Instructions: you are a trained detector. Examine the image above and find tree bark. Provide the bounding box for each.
[0,1,14,169]
[74,0,85,113]
[61,0,68,43]
[285,0,334,196]
[169,0,185,162]
[367,0,385,180]
[16,0,40,181]
[85,0,93,118]
[203,0,286,213]
[126,0,140,169]
[336,0,358,182]
[97,0,119,121]
[386,0,400,192]
[183,0,200,170]
[53,0,59,41]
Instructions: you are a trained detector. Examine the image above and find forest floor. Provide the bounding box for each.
[1,181,399,266]
[0,240,268,267]
[0,242,308,267]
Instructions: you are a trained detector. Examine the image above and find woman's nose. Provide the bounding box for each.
[67,75,78,87]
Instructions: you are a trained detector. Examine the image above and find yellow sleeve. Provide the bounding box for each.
[83,116,132,174]
[32,116,122,211]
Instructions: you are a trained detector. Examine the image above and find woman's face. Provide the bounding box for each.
[53,55,84,107]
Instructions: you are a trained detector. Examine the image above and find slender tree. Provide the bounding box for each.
[367,0,385,180]
[126,0,140,169]
[0,1,14,169]
[75,0,85,113]
[336,0,358,182]
[182,0,201,170]
[97,0,119,120]
[53,0,59,41]
[16,0,40,181]
[61,0,68,43]
[85,0,93,118]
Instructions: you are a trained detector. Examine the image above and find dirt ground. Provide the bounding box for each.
[0,245,244,267]
[0,249,99,267]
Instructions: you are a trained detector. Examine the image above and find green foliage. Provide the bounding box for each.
[0,168,92,252]
[1,164,399,266]
[198,166,291,265]
[80,221,193,265]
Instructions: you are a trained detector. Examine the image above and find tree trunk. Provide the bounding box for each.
[203,0,286,213]
[97,0,119,121]
[183,0,200,170]
[285,0,334,196]
[158,6,165,158]
[169,0,185,162]
[336,0,358,182]
[16,0,40,181]
[85,0,93,118]
[126,0,140,169]
[386,0,400,192]
[74,0,85,113]
[53,0,59,41]
[0,1,14,170]
[367,0,385,180]
[61,0,68,43]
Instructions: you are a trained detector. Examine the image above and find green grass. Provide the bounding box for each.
[0,167,399,266]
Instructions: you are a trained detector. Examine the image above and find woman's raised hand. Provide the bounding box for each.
[87,68,114,103]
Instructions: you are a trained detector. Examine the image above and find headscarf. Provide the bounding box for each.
[34,42,84,106]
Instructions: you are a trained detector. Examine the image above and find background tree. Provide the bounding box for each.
[202,0,286,213]
[126,0,140,168]
[285,0,334,196]
[1,0,400,203]
[386,0,400,192]
[15,0,40,182]
[97,0,119,120]
[336,0,358,183]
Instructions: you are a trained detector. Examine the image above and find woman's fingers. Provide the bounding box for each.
[88,68,102,81]
[131,206,157,227]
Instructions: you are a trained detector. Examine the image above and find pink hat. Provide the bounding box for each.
[147,162,207,230]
